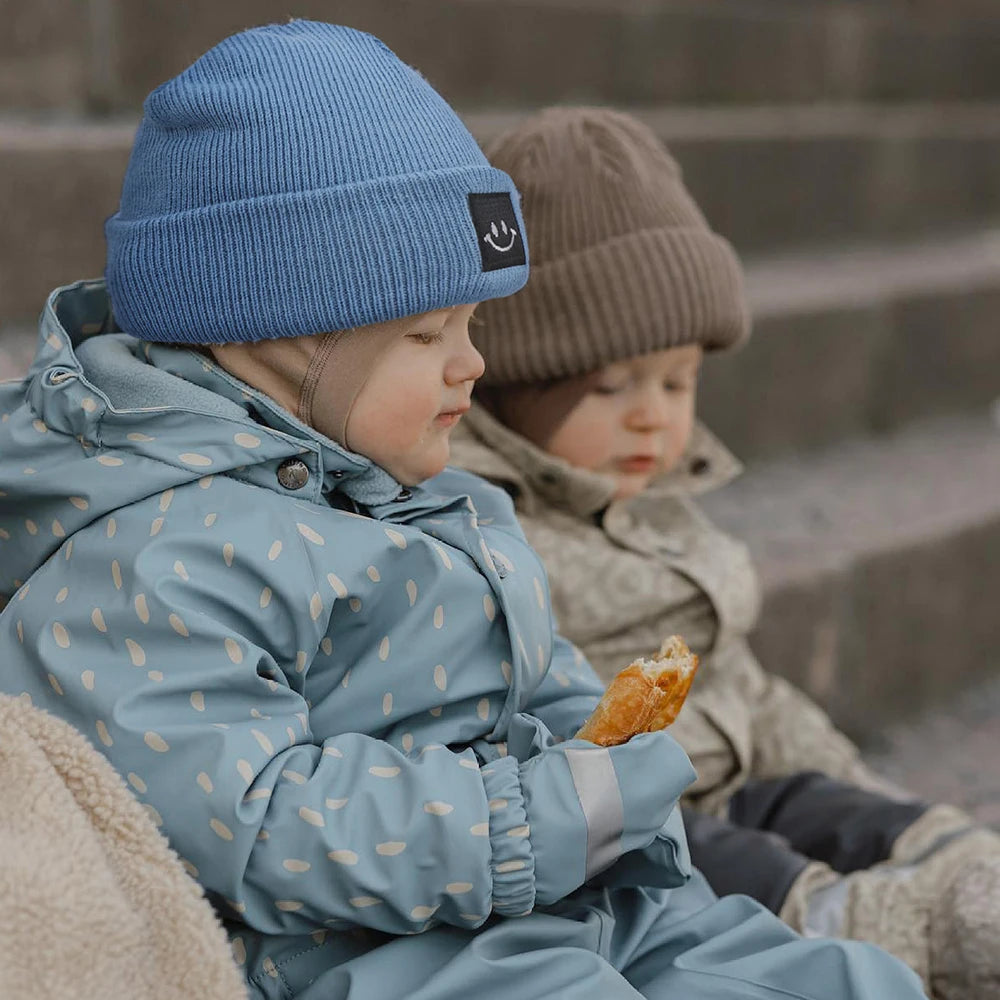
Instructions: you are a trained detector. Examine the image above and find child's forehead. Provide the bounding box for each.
[607,345,703,375]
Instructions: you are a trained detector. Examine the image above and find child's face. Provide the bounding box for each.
[504,345,702,500]
[348,304,485,485]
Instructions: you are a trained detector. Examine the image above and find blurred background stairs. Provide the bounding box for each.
[3,0,1000,806]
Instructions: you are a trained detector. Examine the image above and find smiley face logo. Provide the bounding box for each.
[483,219,518,253]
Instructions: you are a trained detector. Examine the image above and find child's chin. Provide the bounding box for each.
[613,474,652,501]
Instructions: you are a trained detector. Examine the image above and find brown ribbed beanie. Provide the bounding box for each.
[475,106,750,386]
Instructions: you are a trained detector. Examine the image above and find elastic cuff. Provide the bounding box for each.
[482,756,536,916]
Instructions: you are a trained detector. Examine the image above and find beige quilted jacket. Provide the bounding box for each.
[450,404,888,816]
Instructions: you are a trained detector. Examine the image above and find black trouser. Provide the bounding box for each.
[683,771,929,914]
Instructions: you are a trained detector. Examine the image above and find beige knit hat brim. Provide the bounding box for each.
[476,224,749,386]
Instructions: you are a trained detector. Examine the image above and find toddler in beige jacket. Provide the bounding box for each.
[450,106,1000,1000]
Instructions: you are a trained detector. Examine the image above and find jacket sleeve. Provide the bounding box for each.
[3,506,690,937]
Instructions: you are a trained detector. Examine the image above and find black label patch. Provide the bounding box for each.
[468,192,526,272]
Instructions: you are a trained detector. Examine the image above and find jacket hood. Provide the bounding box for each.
[0,280,406,599]
[449,400,742,520]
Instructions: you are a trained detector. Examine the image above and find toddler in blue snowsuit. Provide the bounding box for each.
[0,21,927,1000]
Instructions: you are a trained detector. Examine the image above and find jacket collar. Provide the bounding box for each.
[451,401,743,519]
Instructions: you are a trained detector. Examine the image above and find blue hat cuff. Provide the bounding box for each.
[106,164,528,343]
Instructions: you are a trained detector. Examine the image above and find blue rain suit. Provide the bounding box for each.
[0,282,927,1000]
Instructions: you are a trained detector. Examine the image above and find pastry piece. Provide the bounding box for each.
[574,635,698,747]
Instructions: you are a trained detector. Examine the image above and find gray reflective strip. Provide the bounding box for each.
[564,747,624,879]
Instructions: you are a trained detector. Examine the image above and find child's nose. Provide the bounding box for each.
[446,339,486,385]
[626,386,671,430]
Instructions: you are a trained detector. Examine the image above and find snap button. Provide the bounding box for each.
[276,458,310,490]
[689,456,711,476]
[330,469,345,479]
[393,489,412,502]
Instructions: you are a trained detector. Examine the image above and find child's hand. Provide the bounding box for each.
[514,730,696,906]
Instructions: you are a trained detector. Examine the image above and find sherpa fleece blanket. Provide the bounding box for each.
[0,692,246,1000]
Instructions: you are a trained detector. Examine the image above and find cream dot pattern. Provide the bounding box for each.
[237,760,254,783]
[52,622,70,648]
[91,608,107,632]
[369,766,400,778]
[126,639,146,666]
[159,489,174,513]
[134,594,150,623]
[411,905,438,920]
[320,637,332,656]
[179,452,212,467]
[190,691,206,712]
[111,560,123,590]
[144,731,169,752]
[283,859,311,873]
[97,455,124,467]
[197,772,213,793]
[424,801,454,816]
[382,692,393,715]
[223,542,235,566]
[350,896,381,908]
[69,496,89,510]
[260,587,272,609]
[299,807,325,827]
[378,636,390,661]
[48,673,64,695]
[267,540,282,561]
[297,522,325,546]
[225,637,243,664]
[376,841,406,856]
[203,513,217,527]
[406,579,418,606]
[432,544,453,570]
[446,882,473,895]
[234,432,261,448]
[326,797,349,810]
[309,593,323,621]
[251,730,274,754]
[96,721,113,747]
[56,586,68,603]
[328,849,358,865]
[433,664,447,691]
[384,528,407,549]
[127,773,147,793]
[81,669,95,691]
[366,565,380,583]
[150,517,165,536]
[210,819,234,841]
[168,613,189,637]
[327,573,348,598]
[173,560,188,581]
[52,520,65,538]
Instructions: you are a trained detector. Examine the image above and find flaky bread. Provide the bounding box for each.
[574,635,699,747]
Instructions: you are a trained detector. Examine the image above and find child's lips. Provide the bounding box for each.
[435,404,469,428]
[617,455,658,474]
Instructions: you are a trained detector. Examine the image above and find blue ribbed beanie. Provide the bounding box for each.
[105,21,529,343]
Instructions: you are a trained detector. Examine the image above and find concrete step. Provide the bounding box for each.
[8,105,1000,324]
[470,104,1000,255]
[698,229,1000,462]
[863,671,1000,825]
[8,0,1000,112]
[699,411,1000,743]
